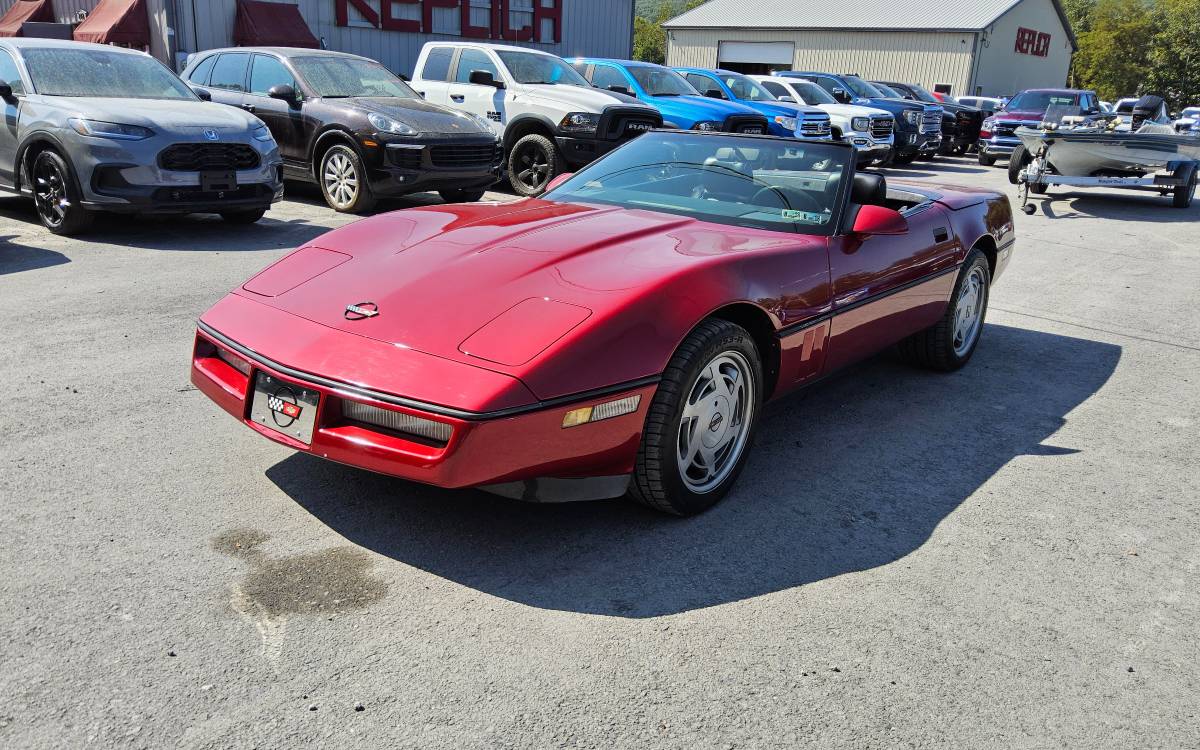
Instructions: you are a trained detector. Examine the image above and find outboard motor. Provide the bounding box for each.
[1131,95,1166,130]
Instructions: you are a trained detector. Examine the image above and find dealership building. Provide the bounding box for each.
[0,0,635,74]
[663,0,1076,98]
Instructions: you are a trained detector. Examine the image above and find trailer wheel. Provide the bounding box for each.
[1173,170,1196,208]
[1007,145,1029,185]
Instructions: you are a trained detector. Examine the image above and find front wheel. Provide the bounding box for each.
[978,152,997,167]
[319,144,376,214]
[891,152,917,166]
[629,319,762,516]
[896,249,992,371]
[506,133,559,197]
[31,150,94,235]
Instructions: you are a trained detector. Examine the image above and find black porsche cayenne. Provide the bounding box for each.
[183,47,501,213]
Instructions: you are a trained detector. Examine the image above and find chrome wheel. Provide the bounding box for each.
[33,156,70,228]
[323,150,359,209]
[676,351,755,494]
[952,266,987,356]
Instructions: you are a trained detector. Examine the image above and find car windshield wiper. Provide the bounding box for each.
[653,92,681,97]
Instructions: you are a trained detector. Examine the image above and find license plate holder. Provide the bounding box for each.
[201,170,237,192]
[249,372,320,445]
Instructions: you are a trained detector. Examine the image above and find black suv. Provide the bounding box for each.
[872,81,983,156]
[183,48,502,212]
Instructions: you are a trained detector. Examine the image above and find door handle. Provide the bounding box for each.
[242,103,256,113]
[451,94,465,102]
[933,227,949,242]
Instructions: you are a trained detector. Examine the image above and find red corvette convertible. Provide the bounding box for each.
[192,132,1013,515]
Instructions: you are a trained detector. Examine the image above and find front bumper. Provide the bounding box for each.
[374,136,503,196]
[893,130,942,156]
[191,318,656,494]
[979,135,1021,158]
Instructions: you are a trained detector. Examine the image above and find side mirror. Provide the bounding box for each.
[704,89,724,99]
[544,172,574,192]
[851,205,908,236]
[399,72,410,82]
[778,95,796,103]
[469,70,505,89]
[607,84,633,97]
[268,84,298,105]
[0,81,14,102]
[831,87,849,103]
[192,86,212,102]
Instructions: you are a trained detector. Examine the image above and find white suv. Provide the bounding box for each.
[412,42,662,196]
[752,76,894,166]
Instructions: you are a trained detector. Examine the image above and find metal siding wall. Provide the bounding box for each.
[0,0,173,63]
[972,0,1071,96]
[667,28,976,95]
[172,0,632,76]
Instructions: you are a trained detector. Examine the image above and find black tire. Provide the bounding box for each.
[220,208,267,224]
[1173,171,1196,208]
[318,143,376,214]
[506,133,559,196]
[891,152,917,166]
[629,319,763,516]
[438,189,487,204]
[30,149,93,235]
[1007,144,1029,185]
[978,152,997,166]
[896,249,992,372]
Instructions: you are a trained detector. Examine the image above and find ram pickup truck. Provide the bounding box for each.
[673,67,832,141]
[977,88,1101,165]
[777,72,941,164]
[751,75,893,166]
[873,80,983,155]
[411,42,662,196]
[569,59,770,136]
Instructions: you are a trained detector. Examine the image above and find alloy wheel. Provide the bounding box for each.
[33,157,69,228]
[676,351,755,494]
[952,266,987,356]
[323,150,359,209]
[513,143,550,191]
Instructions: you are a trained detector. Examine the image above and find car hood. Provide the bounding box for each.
[819,103,892,119]
[994,109,1046,122]
[520,83,654,113]
[652,94,760,124]
[238,200,808,389]
[331,96,494,135]
[53,97,260,132]
[740,100,821,118]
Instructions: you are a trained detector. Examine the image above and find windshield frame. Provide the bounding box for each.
[22,47,199,100]
[495,50,590,87]
[543,132,853,237]
[291,55,418,99]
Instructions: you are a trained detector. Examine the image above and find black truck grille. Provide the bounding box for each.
[994,122,1020,137]
[430,143,500,168]
[158,143,259,172]
[870,117,894,139]
[599,107,663,142]
[724,115,769,134]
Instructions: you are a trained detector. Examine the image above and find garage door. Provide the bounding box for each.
[717,41,795,66]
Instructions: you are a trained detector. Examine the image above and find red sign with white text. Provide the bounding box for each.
[1014,27,1051,57]
[335,0,562,43]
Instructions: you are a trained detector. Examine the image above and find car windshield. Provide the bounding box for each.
[544,132,850,235]
[844,76,885,99]
[496,51,589,86]
[872,83,903,98]
[292,56,415,98]
[790,80,836,105]
[905,84,941,103]
[629,66,697,97]
[23,48,196,99]
[1006,91,1079,111]
[721,73,776,102]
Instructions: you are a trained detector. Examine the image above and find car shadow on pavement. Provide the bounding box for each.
[0,236,70,275]
[1033,193,1199,222]
[267,323,1120,618]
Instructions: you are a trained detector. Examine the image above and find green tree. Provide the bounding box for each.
[1147,0,1200,108]
[633,0,707,64]
[1070,0,1161,101]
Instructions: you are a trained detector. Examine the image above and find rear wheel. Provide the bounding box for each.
[1173,171,1196,208]
[319,144,376,214]
[31,150,93,235]
[507,133,559,197]
[896,249,991,371]
[438,189,487,204]
[978,152,997,166]
[629,319,762,516]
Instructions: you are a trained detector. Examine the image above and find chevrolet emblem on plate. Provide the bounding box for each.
[344,302,380,320]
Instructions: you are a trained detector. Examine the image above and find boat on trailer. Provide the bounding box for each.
[1009,96,1200,213]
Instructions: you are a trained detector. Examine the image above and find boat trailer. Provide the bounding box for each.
[1017,156,1198,214]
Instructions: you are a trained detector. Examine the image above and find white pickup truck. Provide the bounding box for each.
[411,42,663,196]
[751,75,895,166]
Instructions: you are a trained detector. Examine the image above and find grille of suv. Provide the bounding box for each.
[430,143,499,168]
[921,109,943,134]
[158,143,259,171]
[870,117,894,139]
[799,117,831,137]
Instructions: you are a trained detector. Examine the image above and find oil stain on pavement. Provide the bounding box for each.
[212,528,387,663]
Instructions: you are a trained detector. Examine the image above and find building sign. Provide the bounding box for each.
[335,0,562,43]
[1014,27,1051,57]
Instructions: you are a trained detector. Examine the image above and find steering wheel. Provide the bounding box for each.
[750,185,824,213]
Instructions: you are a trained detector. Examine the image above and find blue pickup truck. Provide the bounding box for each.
[673,67,833,141]
[776,72,942,163]
[569,58,770,135]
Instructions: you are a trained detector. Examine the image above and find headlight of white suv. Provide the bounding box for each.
[559,112,601,134]
[694,121,722,131]
[368,113,417,136]
[773,115,798,131]
[68,119,154,141]
[851,117,870,132]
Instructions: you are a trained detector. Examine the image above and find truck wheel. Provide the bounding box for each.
[507,133,559,197]
[1173,171,1196,208]
[891,152,916,166]
[978,152,997,166]
[31,149,94,235]
[629,319,762,516]
[319,144,376,214]
[438,189,486,204]
[896,249,991,372]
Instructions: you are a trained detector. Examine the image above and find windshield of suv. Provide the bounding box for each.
[1006,91,1080,111]
[843,76,885,99]
[544,132,850,235]
[23,48,197,99]
[721,73,776,102]
[629,66,698,97]
[872,83,903,98]
[789,80,836,105]
[496,51,589,86]
[293,56,415,98]
[905,83,941,104]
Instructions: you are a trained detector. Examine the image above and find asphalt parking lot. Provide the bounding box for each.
[2,159,1197,748]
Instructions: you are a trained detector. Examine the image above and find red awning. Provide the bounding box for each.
[0,0,54,38]
[233,0,320,49]
[73,0,150,46]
